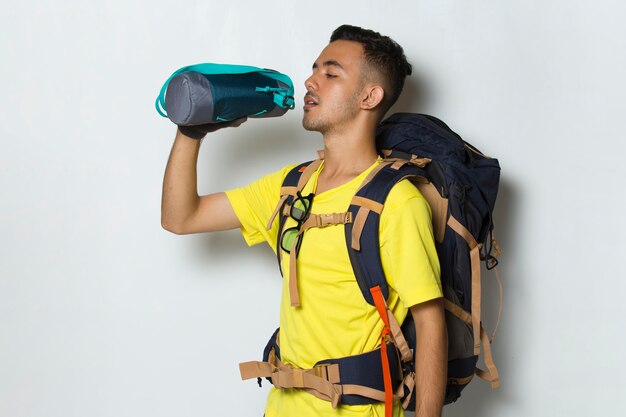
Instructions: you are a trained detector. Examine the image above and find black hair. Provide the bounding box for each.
[330,24,412,114]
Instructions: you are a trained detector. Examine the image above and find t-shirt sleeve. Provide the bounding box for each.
[380,180,443,308]
[225,165,297,251]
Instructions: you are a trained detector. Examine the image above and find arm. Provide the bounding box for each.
[161,121,245,234]
[411,297,447,417]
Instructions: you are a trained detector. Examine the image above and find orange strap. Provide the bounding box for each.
[370,286,393,417]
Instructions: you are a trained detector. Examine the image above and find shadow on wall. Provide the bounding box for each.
[388,70,432,116]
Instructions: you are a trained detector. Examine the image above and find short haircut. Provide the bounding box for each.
[330,24,412,115]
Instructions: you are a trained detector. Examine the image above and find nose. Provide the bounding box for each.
[304,74,317,92]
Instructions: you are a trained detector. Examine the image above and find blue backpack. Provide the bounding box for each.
[240,113,502,413]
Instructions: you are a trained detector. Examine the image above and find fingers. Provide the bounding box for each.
[177,117,249,140]
[205,116,248,132]
[226,116,248,128]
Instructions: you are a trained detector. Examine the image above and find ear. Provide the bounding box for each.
[360,84,385,110]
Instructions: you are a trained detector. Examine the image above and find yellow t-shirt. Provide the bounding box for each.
[226,159,442,417]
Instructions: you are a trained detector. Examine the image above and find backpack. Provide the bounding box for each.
[239,113,502,414]
[155,63,295,125]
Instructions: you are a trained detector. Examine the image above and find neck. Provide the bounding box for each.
[316,115,379,193]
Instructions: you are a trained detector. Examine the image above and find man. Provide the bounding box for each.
[162,25,447,417]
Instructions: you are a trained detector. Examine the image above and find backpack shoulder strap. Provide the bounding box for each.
[344,160,428,305]
[269,159,322,276]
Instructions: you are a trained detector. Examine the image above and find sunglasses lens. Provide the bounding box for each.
[281,228,300,252]
[291,197,311,221]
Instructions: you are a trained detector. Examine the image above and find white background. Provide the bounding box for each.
[1,1,625,416]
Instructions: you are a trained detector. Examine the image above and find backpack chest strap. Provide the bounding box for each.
[301,212,353,230]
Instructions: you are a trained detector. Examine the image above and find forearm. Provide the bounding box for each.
[161,130,203,233]
[412,299,447,417]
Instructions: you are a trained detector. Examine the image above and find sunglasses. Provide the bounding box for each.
[280,191,314,255]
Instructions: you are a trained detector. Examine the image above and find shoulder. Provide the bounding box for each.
[225,162,300,207]
[383,179,432,216]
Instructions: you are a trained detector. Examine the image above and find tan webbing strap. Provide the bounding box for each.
[293,368,305,387]
[351,196,384,214]
[414,182,448,243]
[391,159,408,170]
[241,351,410,409]
[386,156,432,170]
[469,244,482,355]
[356,160,395,194]
[401,372,416,409]
[341,384,404,403]
[267,193,291,231]
[387,310,412,362]
[447,215,482,355]
[300,212,353,231]
[447,216,478,248]
[296,159,323,192]
[475,325,500,389]
[347,195,384,252]
[289,238,301,307]
[350,207,369,251]
[342,384,386,402]
[444,301,500,389]
[409,157,432,168]
[240,353,345,408]
[274,369,342,407]
[380,150,432,166]
[317,364,341,384]
[443,299,472,324]
[239,360,275,380]
[342,381,405,404]
[346,194,384,252]
[491,233,502,259]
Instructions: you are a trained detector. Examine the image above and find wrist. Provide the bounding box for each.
[177,125,207,140]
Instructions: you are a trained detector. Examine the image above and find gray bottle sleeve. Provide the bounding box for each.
[164,72,215,126]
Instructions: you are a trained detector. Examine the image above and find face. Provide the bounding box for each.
[302,40,367,134]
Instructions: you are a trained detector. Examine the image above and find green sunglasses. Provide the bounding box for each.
[280,191,314,255]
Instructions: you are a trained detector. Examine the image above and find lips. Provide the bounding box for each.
[303,94,319,110]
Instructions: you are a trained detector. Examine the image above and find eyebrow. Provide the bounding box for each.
[312,60,344,70]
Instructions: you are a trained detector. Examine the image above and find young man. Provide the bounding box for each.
[162,25,447,417]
